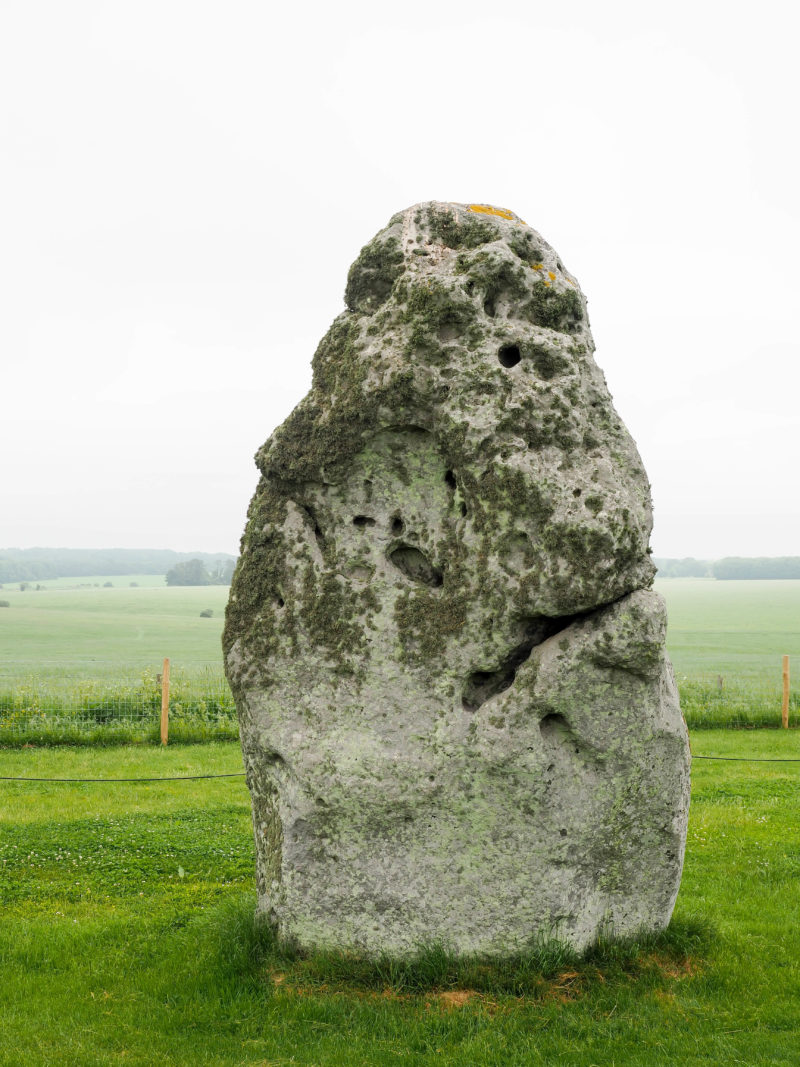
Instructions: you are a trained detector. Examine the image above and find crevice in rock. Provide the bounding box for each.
[389,544,443,588]
[383,423,432,439]
[462,613,583,711]
[444,469,457,490]
[298,503,325,549]
[352,515,376,527]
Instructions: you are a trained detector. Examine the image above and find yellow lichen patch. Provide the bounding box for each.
[467,203,514,220]
[548,271,556,281]
[532,263,544,271]
[543,279,551,287]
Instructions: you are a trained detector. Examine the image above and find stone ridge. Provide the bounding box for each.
[223,202,688,958]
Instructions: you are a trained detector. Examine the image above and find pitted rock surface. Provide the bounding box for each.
[224,201,690,956]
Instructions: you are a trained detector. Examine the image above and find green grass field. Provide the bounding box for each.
[0,576,229,686]
[1,576,798,736]
[657,578,800,681]
[1,734,799,1065]
[656,579,800,729]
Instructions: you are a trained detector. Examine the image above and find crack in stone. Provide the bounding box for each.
[297,502,326,549]
[461,613,583,710]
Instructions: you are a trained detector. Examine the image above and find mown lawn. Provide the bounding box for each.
[1,733,800,1065]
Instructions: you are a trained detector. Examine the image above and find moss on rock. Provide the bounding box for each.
[223,201,684,960]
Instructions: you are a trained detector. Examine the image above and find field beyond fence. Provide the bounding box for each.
[0,576,798,743]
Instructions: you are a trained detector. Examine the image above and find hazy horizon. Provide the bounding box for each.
[2,1,798,560]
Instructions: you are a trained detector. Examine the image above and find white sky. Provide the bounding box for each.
[1,0,798,558]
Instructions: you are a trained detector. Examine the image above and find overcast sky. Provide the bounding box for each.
[2,0,798,559]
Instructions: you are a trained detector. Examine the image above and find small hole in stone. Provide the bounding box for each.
[460,502,467,517]
[391,517,404,535]
[498,344,521,368]
[559,828,567,837]
[276,596,285,608]
[465,280,475,296]
[363,479,373,489]
[573,488,582,497]
[540,712,570,740]
[352,515,376,527]
[444,470,456,490]
[389,544,443,588]
[557,261,564,271]
[484,296,497,317]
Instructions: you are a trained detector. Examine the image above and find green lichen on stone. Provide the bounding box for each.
[400,278,477,353]
[454,251,529,313]
[297,565,371,670]
[507,229,545,265]
[394,585,471,664]
[426,206,497,249]
[528,342,570,380]
[345,234,404,313]
[524,281,583,333]
[250,775,283,901]
[584,494,605,515]
[222,479,291,668]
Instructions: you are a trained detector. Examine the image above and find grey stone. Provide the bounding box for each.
[224,201,690,957]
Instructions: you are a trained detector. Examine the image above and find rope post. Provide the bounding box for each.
[161,657,170,745]
[782,655,790,730]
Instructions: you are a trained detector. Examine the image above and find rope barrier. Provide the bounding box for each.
[2,757,800,782]
[692,755,800,763]
[0,772,246,782]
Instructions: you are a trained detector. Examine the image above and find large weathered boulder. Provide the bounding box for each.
[224,202,690,957]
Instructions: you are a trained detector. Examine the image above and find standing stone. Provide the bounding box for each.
[224,202,690,957]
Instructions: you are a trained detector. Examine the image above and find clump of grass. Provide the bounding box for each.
[200,902,713,1001]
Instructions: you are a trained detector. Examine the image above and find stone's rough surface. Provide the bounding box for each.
[224,202,690,956]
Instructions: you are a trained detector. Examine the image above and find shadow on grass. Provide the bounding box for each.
[196,895,714,1002]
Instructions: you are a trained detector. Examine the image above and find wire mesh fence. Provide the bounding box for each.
[678,674,798,730]
[0,663,796,745]
[0,667,239,745]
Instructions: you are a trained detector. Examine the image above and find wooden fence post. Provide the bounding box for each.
[161,657,170,745]
[782,655,790,730]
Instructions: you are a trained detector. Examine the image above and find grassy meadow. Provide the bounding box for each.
[0,575,229,686]
[1,733,800,1065]
[0,576,798,737]
[0,577,234,742]
[656,578,800,681]
[655,579,800,728]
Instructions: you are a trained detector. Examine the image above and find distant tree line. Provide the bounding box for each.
[711,556,800,580]
[654,556,800,579]
[165,558,236,586]
[0,547,236,584]
[652,558,713,578]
